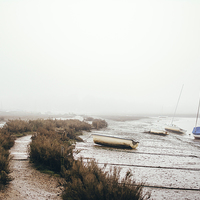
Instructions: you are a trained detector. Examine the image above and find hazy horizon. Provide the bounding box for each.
[1,0,200,116]
[0,108,197,118]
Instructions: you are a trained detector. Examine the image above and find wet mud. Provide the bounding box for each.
[76,117,200,200]
[1,117,200,199]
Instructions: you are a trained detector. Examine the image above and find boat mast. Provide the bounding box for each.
[194,97,200,132]
[171,85,184,124]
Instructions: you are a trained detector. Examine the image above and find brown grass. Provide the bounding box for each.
[92,119,108,129]
[62,158,150,200]
[0,118,150,199]
[0,129,14,189]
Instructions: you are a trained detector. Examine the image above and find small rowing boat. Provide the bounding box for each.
[149,129,169,135]
[92,134,139,149]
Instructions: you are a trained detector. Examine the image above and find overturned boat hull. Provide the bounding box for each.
[92,134,139,149]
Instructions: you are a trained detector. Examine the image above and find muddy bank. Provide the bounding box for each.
[97,115,144,122]
[76,117,200,199]
[0,135,64,200]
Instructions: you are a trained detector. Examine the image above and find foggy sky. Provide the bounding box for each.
[0,0,200,115]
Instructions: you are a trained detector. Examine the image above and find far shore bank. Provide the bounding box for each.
[0,110,196,123]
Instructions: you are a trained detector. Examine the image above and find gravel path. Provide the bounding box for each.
[0,135,64,200]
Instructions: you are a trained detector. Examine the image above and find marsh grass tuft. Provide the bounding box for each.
[62,158,150,200]
[29,119,94,172]
[0,125,15,190]
[0,146,13,190]
[92,119,108,130]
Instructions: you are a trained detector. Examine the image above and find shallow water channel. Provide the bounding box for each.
[75,116,200,200]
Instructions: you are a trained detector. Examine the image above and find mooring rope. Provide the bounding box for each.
[96,162,200,171]
[83,134,92,142]
[123,150,199,158]
[117,183,200,191]
[77,145,199,158]
[142,185,200,191]
[82,159,200,171]
[81,159,200,191]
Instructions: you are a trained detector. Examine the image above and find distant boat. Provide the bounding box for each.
[192,97,200,139]
[165,124,186,134]
[148,129,169,135]
[92,134,139,149]
[192,127,200,139]
[165,85,186,134]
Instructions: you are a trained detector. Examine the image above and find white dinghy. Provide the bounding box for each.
[92,134,139,149]
[165,124,186,134]
[149,129,169,135]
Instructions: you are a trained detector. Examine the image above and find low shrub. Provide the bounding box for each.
[84,117,94,121]
[29,119,91,173]
[92,119,108,129]
[0,130,15,150]
[29,134,74,172]
[0,129,14,190]
[0,146,12,190]
[4,119,32,134]
[62,159,150,200]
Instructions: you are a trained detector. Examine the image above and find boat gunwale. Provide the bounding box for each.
[192,132,200,136]
[91,133,139,143]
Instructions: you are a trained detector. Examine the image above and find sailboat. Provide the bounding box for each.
[165,85,187,134]
[165,124,186,134]
[192,97,200,139]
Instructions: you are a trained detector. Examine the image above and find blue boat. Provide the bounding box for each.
[192,127,200,139]
[193,97,200,139]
